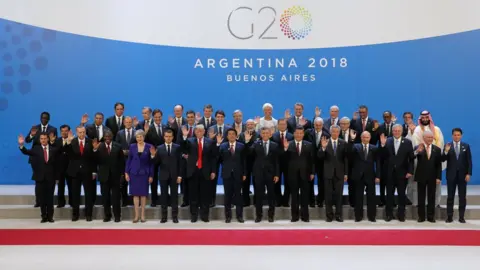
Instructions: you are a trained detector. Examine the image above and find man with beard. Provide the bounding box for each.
[412,111,445,207]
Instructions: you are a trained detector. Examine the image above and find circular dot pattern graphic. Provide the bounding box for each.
[280,6,313,40]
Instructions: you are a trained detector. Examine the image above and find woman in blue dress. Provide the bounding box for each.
[125,130,154,223]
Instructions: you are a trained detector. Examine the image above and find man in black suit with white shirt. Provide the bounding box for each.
[105,102,125,140]
[197,104,217,130]
[168,104,187,139]
[271,119,294,207]
[286,102,312,133]
[116,116,136,206]
[50,125,72,208]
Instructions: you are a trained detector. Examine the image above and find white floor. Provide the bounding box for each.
[0,246,479,270]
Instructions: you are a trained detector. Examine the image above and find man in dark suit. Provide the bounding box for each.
[65,126,97,221]
[168,104,186,139]
[176,110,196,207]
[414,131,442,223]
[18,132,59,223]
[246,127,280,222]
[350,105,379,145]
[217,128,247,223]
[338,117,356,207]
[377,111,395,138]
[116,116,136,206]
[25,111,57,207]
[282,126,315,222]
[50,125,71,208]
[304,117,330,208]
[402,112,416,138]
[377,111,394,207]
[286,102,312,133]
[237,119,259,206]
[92,131,124,223]
[208,110,231,206]
[81,112,111,142]
[442,128,472,223]
[181,124,217,222]
[105,102,125,140]
[324,105,340,131]
[379,124,414,222]
[351,131,381,222]
[197,104,217,130]
[318,125,349,222]
[232,109,246,135]
[135,106,153,130]
[145,109,168,207]
[150,129,183,223]
[270,118,294,207]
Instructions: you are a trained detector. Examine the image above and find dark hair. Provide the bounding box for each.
[60,124,71,131]
[153,109,163,117]
[40,112,50,119]
[226,128,237,136]
[38,132,48,138]
[403,112,413,118]
[452,128,463,135]
[114,102,124,110]
[215,110,225,117]
[104,130,113,137]
[295,126,305,132]
[164,129,174,135]
[204,104,213,110]
[383,110,392,116]
[277,118,287,124]
[143,106,152,113]
[358,105,368,111]
[95,112,104,118]
[186,110,195,117]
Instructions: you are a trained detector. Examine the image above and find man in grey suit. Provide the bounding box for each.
[324,105,340,131]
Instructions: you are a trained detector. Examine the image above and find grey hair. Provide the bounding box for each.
[361,131,371,137]
[135,130,146,137]
[233,110,242,115]
[339,116,350,123]
[330,105,340,111]
[314,117,324,124]
[262,103,273,110]
[246,119,255,124]
[124,116,132,121]
[330,125,341,132]
[423,130,434,137]
[392,124,403,131]
[195,124,205,131]
[294,102,304,109]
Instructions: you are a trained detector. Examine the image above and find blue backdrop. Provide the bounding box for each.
[0,19,478,184]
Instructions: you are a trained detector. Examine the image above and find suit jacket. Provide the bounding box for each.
[324,117,340,131]
[305,128,330,151]
[218,142,247,179]
[287,116,312,134]
[232,122,246,134]
[145,124,168,146]
[25,124,57,146]
[125,143,154,177]
[50,138,70,173]
[20,145,60,181]
[380,137,415,179]
[115,128,137,150]
[93,142,125,183]
[247,140,280,178]
[238,131,259,144]
[210,124,231,143]
[442,141,472,180]
[152,143,184,181]
[317,138,349,179]
[176,124,196,144]
[105,115,124,139]
[198,117,217,130]
[378,122,394,138]
[351,117,378,145]
[414,144,442,183]
[182,137,217,179]
[168,117,187,138]
[85,124,111,142]
[65,138,96,177]
[271,131,294,166]
[351,143,381,181]
[283,140,316,181]
[136,119,153,131]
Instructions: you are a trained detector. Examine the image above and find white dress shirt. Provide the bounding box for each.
[95,125,103,140]
[294,140,302,154]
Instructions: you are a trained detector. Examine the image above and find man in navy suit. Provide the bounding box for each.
[19,132,59,223]
[270,119,294,207]
[286,102,312,133]
[379,124,414,222]
[150,129,183,223]
[168,104,186,139]
[351,131,381,222]
[442,128,472,223]
[324,105,340,131]
[350,105,379,145]
[50,125,72,208]
[237,119,259,206]
[81,112,111,142]
[197,104,216,130]
[217,128,247,223]
[232,109,246,135]
[116,116,136,206]
[177,110,197,206]
[105,102,125,140]
[135,106,153,130]
[26,111,57,207]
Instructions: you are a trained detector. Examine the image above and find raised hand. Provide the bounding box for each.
[391,114,397,123]
[168,115,174,124]
[150,146,157,156]
[181,125,189,137]
[208,128,216,139]
[299,118,306,126]
[18,134,25,146]
[375,178,380,183]
[195,112,202,123]
[30,126,38,136]
[273,176,279,183]
[380,134,387,145]
[143,122,150,132]
[372,120,379,131]
[444,143,451,153]
[349,129,357,141]
[353,111,359,120]
[67,130,74,143]
[254,116,261,124]
[216,133,223,144]
[92,138,100,150]
[408,123,416,133]
[80,113,89,125]
[244,131,252,142]
[132,116,139,128]
[321,136,328,148]
[284,109,291,119]
[315,106,321,117]
[417,143,425,153]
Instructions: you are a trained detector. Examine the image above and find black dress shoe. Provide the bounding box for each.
[173,217,179,223]
[368,218,376,222]
[48,218,55,223]
[446,217,453,223]
[276,203,282,207]
[417,218,425,223]
[209,203,215,208]
[201,217,210,223]
[121,203,128,207]
[326,217,333,222]
[57,204,65,208]
[335,217,343,222]
[103,217,111,222]
[283,203,290,207]
[428,218,436,223]
[41,218,48,223]
[254,217,261,223]
[237,217,245,223]
[398,217,405,222]
[385,216,393,222]
[114,218,121,223]
[181,202,189,207]
[459,218,466,223]
[34,203,40,208]
[309,203,316,208]
[191,217,198,223]
[355,218,362,222]
[86,216,93,222]
[72,216,79,222]
[268,216,274,223]
[301,218,310,222]
[225,217,231,223]
[317,204,324,208]
[378,203,384,208]
[160,218,167,223]
[150,203,157,207]
[290,218,299,222]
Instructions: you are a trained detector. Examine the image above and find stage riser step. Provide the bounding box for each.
[0,207,477,220]
[0,195,478,206]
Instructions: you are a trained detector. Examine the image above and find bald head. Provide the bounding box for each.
[361,131,371,144]
[423,130,434,145]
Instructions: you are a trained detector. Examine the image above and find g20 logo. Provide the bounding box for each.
[227,6,312,40]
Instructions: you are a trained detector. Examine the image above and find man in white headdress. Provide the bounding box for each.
[412,110,445,207]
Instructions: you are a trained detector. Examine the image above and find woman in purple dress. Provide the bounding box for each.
[125,130,154,223]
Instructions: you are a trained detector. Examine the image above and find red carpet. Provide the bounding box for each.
[1,229,480,245]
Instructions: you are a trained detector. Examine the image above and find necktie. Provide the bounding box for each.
[263,142,268,155]
[316,132,320,146]
[197,139,203,169]
[364,144,368,160]
[43,146,48,162]
[332,119,335,126]
[296,117,299,125]
[455,143,460,159]
[362,119,366,131]
[427,145,431,160]
[281,133,284,143]
[96,126,100,139]
[188,126,193,137]
[177,119,181,128]
[126,130,131,143]
[386,124,390,136]
[394,140,399,155]
[107,144,111,154]
[156,125,160,136]
[207,118,210,128]
[79,140,84,155]
[230,144,235,154]
[296,142,300,155]
[117,117,121,128]
[63,139,67,146]
[42,126,46,132]
[333,141,337,156]
[167,144,171,156]
[219,127,223,136]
